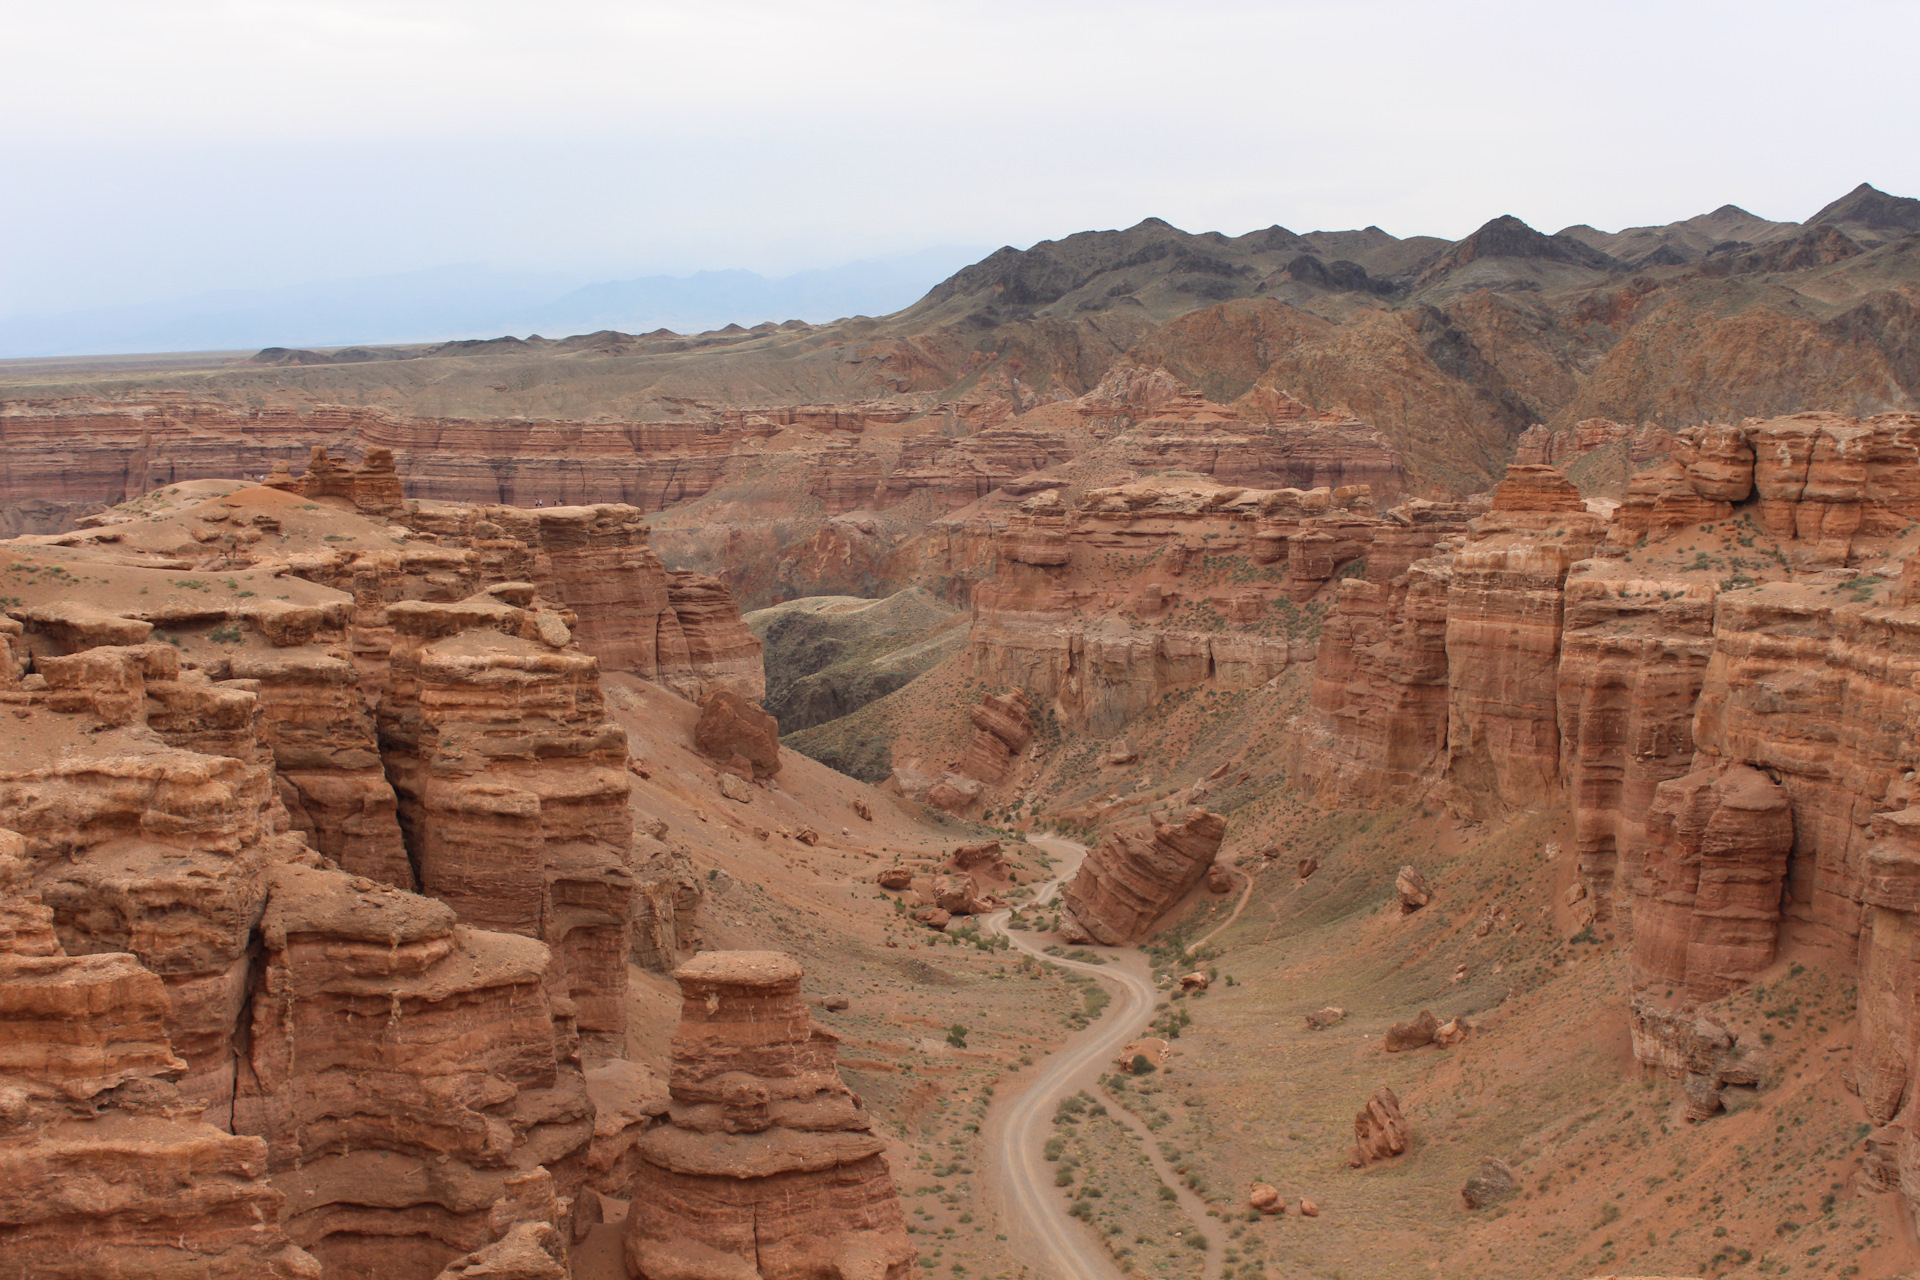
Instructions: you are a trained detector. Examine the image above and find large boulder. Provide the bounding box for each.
[694,689,782,780]
[1384,1009,1439,1052]
[1058,809,1228,944]
[1460,1157,1518,1209]
[1348,1086,1411,1167]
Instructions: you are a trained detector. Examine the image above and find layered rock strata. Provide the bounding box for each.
[1513,417,1675,471]
[1307,414,1920,915]
[1059,809,1228,944]
[1628,764,1794,1000]
[1297,413,1920,1223]
[1626,997,1766,1120]
[969,477,1474,735]
[1110,390,1410,499]
[377,592,635,1058]
[1349,1086,1411,1167]
[0,494,729,1277]
[393,485,763,703]
[0,722,299,1115]
[236,862,593,1279]
[955,687,1033,783]
[623,951,915,1280]
[1555,568,1715,921]
[1440,466,1606,817]
[1855,806,1920,1192]
[10,582,409,893]
[0,590,601,1278]
[1294,560,1455,804]
[0,834,319,1279]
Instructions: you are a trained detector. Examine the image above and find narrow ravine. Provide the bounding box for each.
[980,836,1221,1280]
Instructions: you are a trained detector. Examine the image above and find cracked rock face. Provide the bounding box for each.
[0,832,319,1279]
[623,950,915,1280]
[235,862,594,1280]
[0,503,694,1278]
[1628,763,1793,1000]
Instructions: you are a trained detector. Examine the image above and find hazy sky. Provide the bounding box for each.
[3,0,1916,316]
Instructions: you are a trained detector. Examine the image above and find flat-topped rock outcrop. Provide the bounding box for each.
[378,589,636,1059]
[0,494,708,1277]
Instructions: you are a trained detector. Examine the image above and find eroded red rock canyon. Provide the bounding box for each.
[7,186,1920,1279]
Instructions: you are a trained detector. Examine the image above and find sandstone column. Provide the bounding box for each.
[623,951,915,1280]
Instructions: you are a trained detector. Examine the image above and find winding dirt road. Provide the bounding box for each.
[979,836,1202,1280]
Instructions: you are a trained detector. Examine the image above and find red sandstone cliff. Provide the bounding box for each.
[0,488,710,1277]
[1294,411,1920,1224]
[967,476,1472,737]
[377,592,636,1059]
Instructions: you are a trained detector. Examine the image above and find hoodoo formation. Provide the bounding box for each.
[10,181,1920,1278]
[623,951,913,1280]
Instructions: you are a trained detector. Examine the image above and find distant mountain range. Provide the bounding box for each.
[889,182,1920,325]
[178,181,1919,502]
[0,246,991,359]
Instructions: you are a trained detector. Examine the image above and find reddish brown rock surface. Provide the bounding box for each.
[1556,566,1715,919]
[236,861,591,1278]
[1292,559,1455,805]
[1383,1009,1439,1052]
[694,687,783,780]
[1348,1086,1411,1167]
[0,828,319,1279]
[623,951,914,1280]
[377,593,635,1058]
[968,477,1456,737]
[1627,997,1766,1120]
[1441,467,1606,817]
[1059,809,1227,944]
[956,687,1033,783]
[1628,764,1793,1000]
[0,565,611,1278]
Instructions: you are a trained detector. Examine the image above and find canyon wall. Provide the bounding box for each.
[51,451,762,705]
[1297,410,1920,1225]
[967,475,1473,738]
[2,370,1414,621]
[0,474,783,1277]
[377,592,636,1059]
[0,589,597,1278]
[1,828,319,1280]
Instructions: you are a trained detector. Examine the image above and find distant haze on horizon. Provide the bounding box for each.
[3,0,1915,353]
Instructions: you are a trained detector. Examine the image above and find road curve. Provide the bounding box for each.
[979,836,1162,1280]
